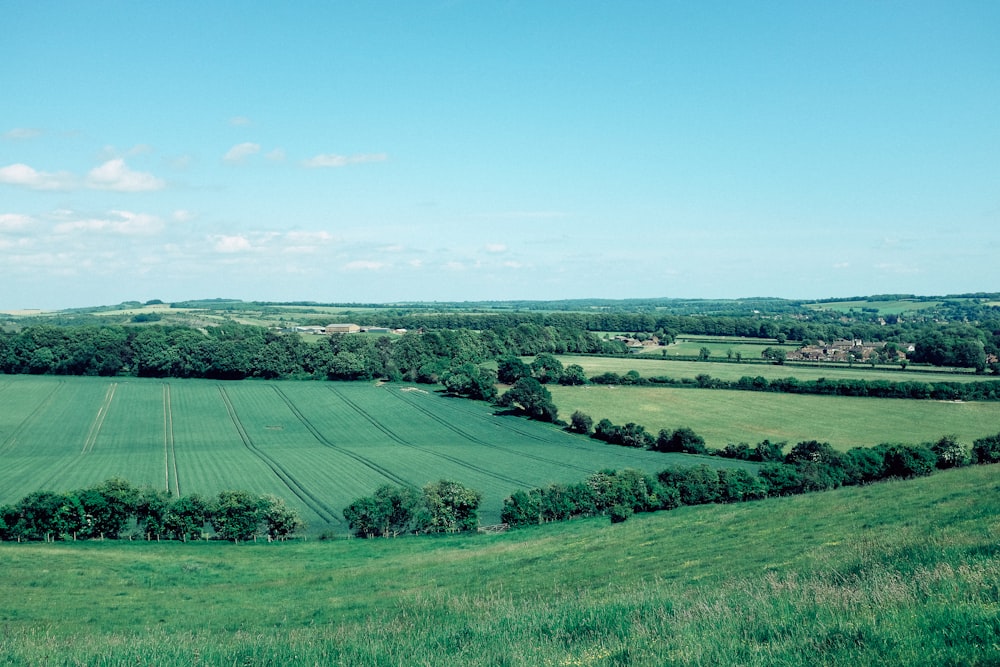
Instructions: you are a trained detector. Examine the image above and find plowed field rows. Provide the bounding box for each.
[0,376,743,528]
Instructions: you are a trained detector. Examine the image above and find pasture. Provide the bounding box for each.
[0,376,749,529]
[556,353,984,384]
[640,334,800,359]
[547,384,1000,450]
[804,298,942,315]
[0,465,997,665]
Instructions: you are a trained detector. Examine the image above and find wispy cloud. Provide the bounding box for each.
[342,260,385,271]
[303,153,387,168]
[229,116,253,127]
[484,243,507,253]
[0,213,35,232]
[0,163,75,190]
[212,234,253,253]
[223,142,261,163]
[86,159,165,191]
[265,148,286,162]
[2,128,43,141]
[53,210,163,236]
[477,211,569,220]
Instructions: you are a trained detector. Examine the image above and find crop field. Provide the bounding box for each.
[548,384,1000,451]
[556,354,983,384]
[0,376,753,530]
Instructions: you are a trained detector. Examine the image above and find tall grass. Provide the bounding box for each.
[1,465,998,665]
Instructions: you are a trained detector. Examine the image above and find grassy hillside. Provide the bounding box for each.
[1,465,997,665]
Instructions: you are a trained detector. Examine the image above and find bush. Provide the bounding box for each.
[929,435,970,469]
[608,504,632,523]
[653,427,707,455]
[882,444,937,479]
[569,410,593,434]
[972,433,1000,464]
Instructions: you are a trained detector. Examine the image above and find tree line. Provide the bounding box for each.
[500,432,1000,528]
[0,479,301,543]
[0,323,626,382]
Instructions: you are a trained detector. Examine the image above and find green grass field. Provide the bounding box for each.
[548,384,1000,450]
[0,376,752,529]
[639,334,800,359]
[804,298,944,315]
[556,354,984,384]
[0,465,997,665]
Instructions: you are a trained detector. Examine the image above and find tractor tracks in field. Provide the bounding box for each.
[269,385,412,488]
[162,384,180,496]
[0,380,65,454]
[419,391,670,466]
[217,385,342,525]
[326,385,533,489]
[385,387,597,475]
[81,382,117,455]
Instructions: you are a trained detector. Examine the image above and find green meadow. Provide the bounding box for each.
[548,384,1000,450]
[557,353,983,384]
[640,335,801,359]
[0,465,997,665]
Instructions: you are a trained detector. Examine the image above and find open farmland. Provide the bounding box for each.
[556,354,984,384]
[640,335,801,359]
[0,376,753,530]
[547,384,1000,451]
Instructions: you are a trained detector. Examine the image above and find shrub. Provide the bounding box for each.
[608,504,632,523]
[972,433,1000,464]
[653,427,707,455]
[929,435,971,469]
[883,444,937,479]
[569,410,593,434]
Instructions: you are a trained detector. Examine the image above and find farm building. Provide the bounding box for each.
[325,323,361,334]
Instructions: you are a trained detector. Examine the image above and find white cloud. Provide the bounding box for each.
[53,210,163,236]
[502,260,524,269]
[0,213,34,232]
[86,159,165,191]
[223,142,261,163]
[212,234,253,253]
[229,116,253,127]
[266,148,286,162]
[343,260,385,271]
[485,243,507,253]
[0,163,75,190]
[303,153,387,168]
[2,128,42,141]
[172,209,195,223]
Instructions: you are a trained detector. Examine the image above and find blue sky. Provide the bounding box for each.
[2,1,998,309]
